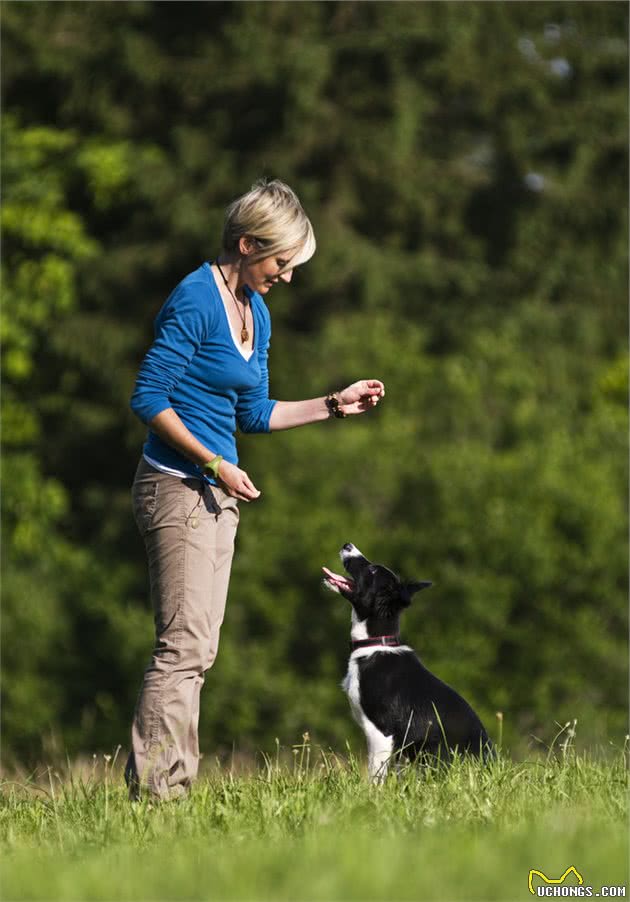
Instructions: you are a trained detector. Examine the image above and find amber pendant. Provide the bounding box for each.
[241,328,249,343]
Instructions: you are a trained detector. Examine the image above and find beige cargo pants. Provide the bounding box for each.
[125,458,239,801]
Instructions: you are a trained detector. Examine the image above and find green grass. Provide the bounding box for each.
[1,740,628,902]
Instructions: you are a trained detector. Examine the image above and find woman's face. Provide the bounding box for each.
[240,238,299,295]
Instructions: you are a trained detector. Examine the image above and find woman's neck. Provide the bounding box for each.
[215,255,246,298]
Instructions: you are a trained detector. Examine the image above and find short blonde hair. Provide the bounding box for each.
[222,179,316,270]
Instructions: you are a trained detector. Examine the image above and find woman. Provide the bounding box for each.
[125,179,385,801]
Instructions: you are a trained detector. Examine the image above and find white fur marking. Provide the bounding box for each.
[350,644,413,660]
[365,719,394,783]
[350,612,369,641]
[341,544,362,559]
[342,655,396,782]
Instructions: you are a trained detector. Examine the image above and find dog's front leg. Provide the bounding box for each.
[365,723,394,784]
[368,752,390,783]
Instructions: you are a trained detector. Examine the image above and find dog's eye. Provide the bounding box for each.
[368,565,378,575]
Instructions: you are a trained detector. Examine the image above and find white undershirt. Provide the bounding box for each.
[143,453,192,479]
[222,298,254,361]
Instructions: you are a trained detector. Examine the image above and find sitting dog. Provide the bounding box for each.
[322,543,493,780]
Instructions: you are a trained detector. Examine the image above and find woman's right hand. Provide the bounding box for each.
[217,460,261,502]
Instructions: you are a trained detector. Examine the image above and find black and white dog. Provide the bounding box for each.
[322,543,493,780]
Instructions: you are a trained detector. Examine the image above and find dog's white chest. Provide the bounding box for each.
[342,658,364,724]
[342,654,394,781]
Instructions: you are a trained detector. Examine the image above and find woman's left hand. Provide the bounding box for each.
[337,380,385,416]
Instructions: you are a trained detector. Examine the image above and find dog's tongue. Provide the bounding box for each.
[322,567,354,592]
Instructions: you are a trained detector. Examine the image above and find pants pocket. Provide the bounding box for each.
[132,480,159,535]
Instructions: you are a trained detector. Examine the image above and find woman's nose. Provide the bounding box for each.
[279,269,293,284]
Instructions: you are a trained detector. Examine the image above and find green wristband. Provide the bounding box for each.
[203,455,223,480]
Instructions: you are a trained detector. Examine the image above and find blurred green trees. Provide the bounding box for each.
[1,1,627,763]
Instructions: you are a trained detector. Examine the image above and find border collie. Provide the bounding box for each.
[322,543,493,780]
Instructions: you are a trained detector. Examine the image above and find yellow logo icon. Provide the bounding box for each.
[528,866,584,894]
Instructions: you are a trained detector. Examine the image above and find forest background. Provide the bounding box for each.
[2,0,627,767]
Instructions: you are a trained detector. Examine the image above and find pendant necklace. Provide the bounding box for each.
[216,262,249,343]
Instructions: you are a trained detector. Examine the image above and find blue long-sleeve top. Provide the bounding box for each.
[130,262,277,478]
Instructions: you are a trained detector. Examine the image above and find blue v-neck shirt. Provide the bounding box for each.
[130,262,277,477]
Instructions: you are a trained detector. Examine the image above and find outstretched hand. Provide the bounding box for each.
[337,380,385,416]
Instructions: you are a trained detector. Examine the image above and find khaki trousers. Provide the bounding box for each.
[125,458,239,800]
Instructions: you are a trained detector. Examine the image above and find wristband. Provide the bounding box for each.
[325,392,347,419]
[203,455,223,479]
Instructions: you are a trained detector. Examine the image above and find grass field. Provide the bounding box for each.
[1,737,628,902]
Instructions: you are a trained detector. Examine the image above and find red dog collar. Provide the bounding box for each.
[350,635,401,651]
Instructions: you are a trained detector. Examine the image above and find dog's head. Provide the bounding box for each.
[322,543,432,627]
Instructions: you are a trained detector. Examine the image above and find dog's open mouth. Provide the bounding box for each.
[322,567,354,594]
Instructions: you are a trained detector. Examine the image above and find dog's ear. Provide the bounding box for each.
[405,580,432,598]
[399,580,432,608]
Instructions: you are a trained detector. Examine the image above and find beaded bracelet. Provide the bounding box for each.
[325,392,347,419]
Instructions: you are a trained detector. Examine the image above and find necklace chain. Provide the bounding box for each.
[216,262,250,344]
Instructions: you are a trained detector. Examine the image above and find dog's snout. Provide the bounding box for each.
[340,543,365,567]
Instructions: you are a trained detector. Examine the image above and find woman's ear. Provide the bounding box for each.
[238,235,257,257]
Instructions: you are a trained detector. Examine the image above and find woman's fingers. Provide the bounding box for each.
[344,379,385,414]
[359,379,385,399]
[361,379,385,397]
[339,379,385,407]
[231,476,260,501]
[241,473,261,500]
[228,483,260,502]
[218,462,261,501]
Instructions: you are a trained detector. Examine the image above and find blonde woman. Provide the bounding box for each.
[125,179,385,801]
